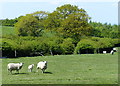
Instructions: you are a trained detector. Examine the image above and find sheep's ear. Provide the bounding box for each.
[20,62,24,64]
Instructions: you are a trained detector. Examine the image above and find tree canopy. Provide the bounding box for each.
[15,14,42,36]
[45,4,92,40]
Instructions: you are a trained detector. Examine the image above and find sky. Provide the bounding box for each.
[0,0,119,25]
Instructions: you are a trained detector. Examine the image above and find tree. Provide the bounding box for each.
[31,11,48,20]
[74,39,95,54]
[45,4,93,40]
[15,14,42,36]
[59,13,92,39]
[0,18,18,26]
[60,38,75,54]
[89,22,119,38]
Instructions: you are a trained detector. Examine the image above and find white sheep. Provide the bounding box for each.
[7,63,24,74]
[37,61,47,73]
[110,50,114,55]
[28,64,34,72]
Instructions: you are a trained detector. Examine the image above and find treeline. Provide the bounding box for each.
[2,35,119,58]
[90,22,119,38]
[1,4,119,58]
[1,19,118,39]
[0,16,23,26]
[0,18,18,26]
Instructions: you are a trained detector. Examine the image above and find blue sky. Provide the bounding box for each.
[0,1,118,25]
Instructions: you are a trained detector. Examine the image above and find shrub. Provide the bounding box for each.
[74,39,95,54]
[74,37,119,54]
[60,38,75,54]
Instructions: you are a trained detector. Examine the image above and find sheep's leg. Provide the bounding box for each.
[36,68,39,72]
[8,69,12,74]
[42,70,43,73]
[16,70,19,74]
[10,70,13,74]
[10,70,12,74]
[36,70,38,72]
[31,69,33,72]
[8,69,10,75]
[42,69,44,73]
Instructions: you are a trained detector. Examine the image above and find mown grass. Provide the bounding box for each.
[2,54,118,84]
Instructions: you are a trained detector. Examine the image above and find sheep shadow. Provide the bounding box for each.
[12,73,29,75]
[44,72,52,74]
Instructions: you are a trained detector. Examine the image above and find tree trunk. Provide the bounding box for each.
[94,49,97,54]
[50,49,53,56]
[15,50,17,57]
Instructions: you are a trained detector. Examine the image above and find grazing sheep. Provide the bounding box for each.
[37,61,47,73]
[110,50,114,55]
[113,48,117,52]
[28,64,34,72]
[7,63,24,74]
[103,51,106,54]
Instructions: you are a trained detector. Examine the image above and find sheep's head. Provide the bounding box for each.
[44,61,47,63]
[19,63,24,66]
[44,61,47,65]
[32,64,34,66]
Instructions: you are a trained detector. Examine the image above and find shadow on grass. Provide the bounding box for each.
[12,73,29,75]
[44,72,52,74]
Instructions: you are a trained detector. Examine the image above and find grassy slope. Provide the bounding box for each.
[0,26,15,36]
[2,54,118,84]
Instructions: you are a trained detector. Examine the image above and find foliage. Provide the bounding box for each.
[90,22,119,38]
[0,18,18,26]
[14,14,43,36]
[74,37,118,54]
[31,11,48,20]
[2,36,63,57]
[74,38,95,54]
[2,35,119,58]
[60,38,75,54]
[45,4,93,40]
[59,13,92,40]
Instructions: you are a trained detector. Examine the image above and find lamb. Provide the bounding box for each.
[37,61,47,73]
[28,64,34,72]
[7,63,24,74]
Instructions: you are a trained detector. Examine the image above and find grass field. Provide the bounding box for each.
[0,26,15,36]
[2,54,118,84]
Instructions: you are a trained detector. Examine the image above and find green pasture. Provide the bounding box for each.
[2,54,118,84]
[0,26,15,36]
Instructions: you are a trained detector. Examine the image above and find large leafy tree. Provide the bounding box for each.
[15,14,42,36]
[15,11,48,36]
[59,13,92,39]
[45,4,93,40]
